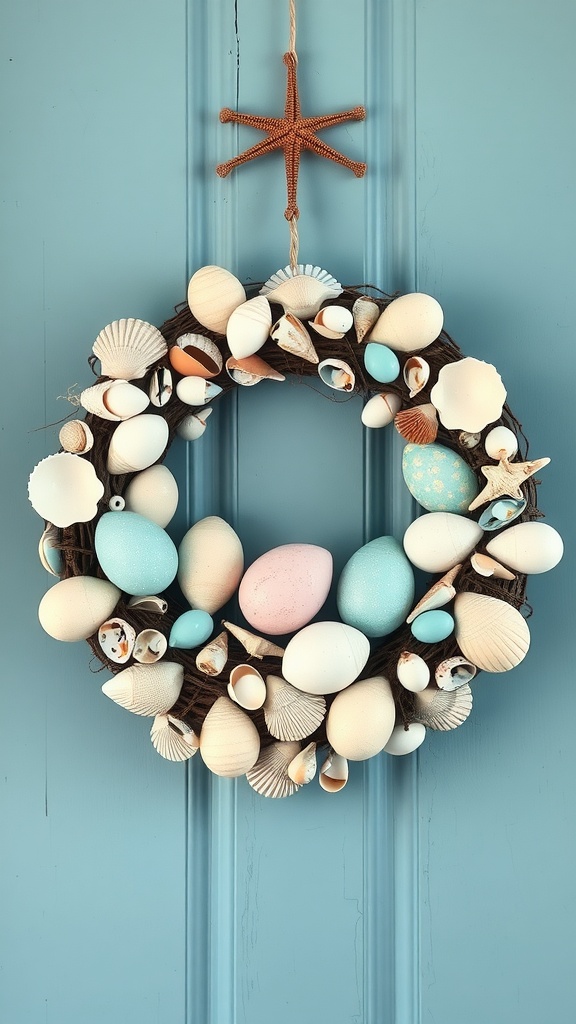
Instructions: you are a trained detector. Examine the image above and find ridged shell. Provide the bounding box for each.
[151,714,199,762]
[169,334,223,378]
[107,414,169,475]
[352,295,380,343]
[361,392,402,428]
[309,305,353,339]
[178,516,243,614]
[260,265,342,320]
[413,683,473,731]
[80,380,149,421]
[395,404,438,444]
[133,629,167,664]
[454,592,530,672]
[93,319,167,380]
[176,405,213,441]
[271,313,319,364]
[59,419,94,454]
[101,661,183,717]
[149,366,173,407]
[226,296,272,359]
[288,742,317,785]
[318,358,355,391]
[435,656,477,691]
[319,751,348,792]
[263,675,326,741]
[187,265,246,334]
[225,354,286,386]
[199,696,260,777]
[28,453,104,528]
[430,358,507,433]
[403,356,430,397]
[227,664,267,710]
[196,631,228,676]
[98,618,136,664]
[326,676,395,760]
[124,464,179,528]
[222,621,284,660]
[246,741,302,799]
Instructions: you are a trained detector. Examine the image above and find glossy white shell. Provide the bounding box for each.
[430,358,507,432]
[178,516,244,614]
[317,358,355,391]
[403,356,430,397]
[369,293,444,353]
[133,629,167,664]
[260,265,342,320]
[187,265,246,334]
[319,751,349,792]
[326,676,395,760]
[28,453,104,528]
[226,295,272,359]
[227,664,267,710]
[282,621,370,695]
[270,313,319,364]
[124,464,179,528]
[403,512,484,572]
[102,661,183,716]
[454,592,530,672]
[361,392,402,428]
[176,406,213,441]
[127,595,168,614]
[263,674,326,742]
[199,696,260,777]
[150,714,199,761]
[287,742,317,785]
[39,576,121,642]
[93,319,167,380]
[107,414,169,475]
[485,522,564,574]
[98,618,136,664]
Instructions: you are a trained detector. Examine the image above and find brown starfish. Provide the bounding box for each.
[468,456,550,511]
[216,52,366,220]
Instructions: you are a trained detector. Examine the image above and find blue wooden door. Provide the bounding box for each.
[2,2,574,1022]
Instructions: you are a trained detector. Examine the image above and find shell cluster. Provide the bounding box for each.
[27,262,563,797]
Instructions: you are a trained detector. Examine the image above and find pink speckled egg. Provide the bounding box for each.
[238,543,333,635]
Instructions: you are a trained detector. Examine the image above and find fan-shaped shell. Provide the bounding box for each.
[260,265,342,319]
[263,675,326,741]
[288,742,317,785]
[178,516,243,614]
[430,357,507,432]
[246,741,302,798]
[59,419,94,454]
[187,265,246,334]
[169,334,223,378]
[98,618,136,664]
[271,313,319,364]
[413,683,473,730]
[352,295,380,343]
[196,631,228,676]
[318,358,355,391]
[133,629,167,664]
[92,319,167,380]
[80,380,149,421]
[124,464,179,528]
[107,414,169,475]
[199,696,260,777]
[227,664,266,710]
[326,676,395,760]
[319,752,349,792]
[395,404,438,444]
[454,592,530,672]
[435,656,477,690]
[39,576,121,642]
[102,661,183,717]
[28,453,104,528]
[361,392,402,428]
[226,296,272,359]
[151,714,199,761]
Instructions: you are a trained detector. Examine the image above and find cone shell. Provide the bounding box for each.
[178,516,243,614]
[405,564,461,623]
[149,366,173,407]
[196,630,228,676]
[98,618,136,664]
[187,265,246,335]
[107,414,169,475]
[124,464,179,529]
[396,652,430,692]
[225,354,286,386]
[260,265,342,320]
[430,358,507,433]
[288,742,317,785]
[222,621,284,660]
[352,295,380,343]
[263,674,326,741]
[454,592,530,672]
[369,293,444,353]
[176,405,212,441]
[227,664,267,711]
[361,392,402,428]
[226,295,272,359]
[80,380,149,421]
[246,741,302,798]
[169,334,223,378]
[395,404,438,444]
[28,452,104,528]
[384,723,427,756]
[403,356,430,398]
[414,683,473,730]
[319,752,348,792]
[309,304,353,339]
[151,714,199,762]
[318,358,355,391]
[127,594,168,614]
[326,676,395,760]
[271,313,319,364]
[102,661,183,716]
[59,419,94,454]
[199,696,260,777]
[470,552,516,581]
[435,656,477,691]
[93,319,167,380]
[133,629,167,664]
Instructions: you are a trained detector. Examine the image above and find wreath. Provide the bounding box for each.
[28,263,563,797]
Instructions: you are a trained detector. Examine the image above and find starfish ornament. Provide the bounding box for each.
[468,456,550,512]
[216,52,366,220]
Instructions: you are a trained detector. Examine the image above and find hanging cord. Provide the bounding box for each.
[288,0,300,270]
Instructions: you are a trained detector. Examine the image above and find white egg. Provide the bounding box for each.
[383,723,427,756]
[361,392,402,428]
[484,425,518,460]
[485,522,563,574]
[396,652,430,692]
[282,621,370,695]
[403,513,484,573]
[326,676,395,760]
[124,464,179,528]
[39,576,121,642]
[369,293,444,353]
[107,414,169,475]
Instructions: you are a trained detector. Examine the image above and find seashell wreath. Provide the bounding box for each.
[28,263,564,797]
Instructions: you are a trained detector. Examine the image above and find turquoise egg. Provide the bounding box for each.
[95,511,178,597]
[169,610,213,649]
[402,443,479,513]
[337,536,414,638]
[364,343,400,383]
[411,609,454,643]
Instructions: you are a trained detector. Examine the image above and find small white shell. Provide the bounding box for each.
[319,752,349,792]
[435,657,477,691]
[270,313,319,364]
[127,594,168,614]
[109,495,125,511]
[149,366,173,407]
[196,631,228,676]
[81,380,150,421]
[369,293,444,353]
[38,524,63,576]
[470,552,516,580]
[403,513,484,573]
[107,414,169,475]
[484,425,518,460]
[413,684,473,731]
[260,265,342,320]
[288,742,317,785]
[59,419,94,454]
[361,392,402,428]
[98,618,136,664]
[396,652,430,692]
[317,358,355,391]
[352,296,380,343]
[309,304,353,339]
[187,265,246,335]
[226,295,272,359]
[39,576,121,642]
[28,453,104,527]
[246,741,302,799]
[227,664,267,710]
[430,358,507,433]
[263,675,326,741]
[102,661,183,717]
[403,356,430,398]
[176,376,222,405]
[485,522,564,575]
[133,629,167,664]
[93,319,167,380]
[326,676,395,760]
[199,695,260,777]
[151,714,199,761]
[383,723,427,755]
[454,592,530,673]
[169,334,223,378]
[124,464,179,528]
[176,405,213,441]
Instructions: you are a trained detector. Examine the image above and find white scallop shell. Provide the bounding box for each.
[93,319,167,380]
[485,522,564,575]
[28,453,104,527]
[430,358,507,433]
[176,405,213,441]
[270,313,319,364]
[369,293,444,352]
[226,295,272,359]
[102,661,183,716]
[246,741,302,799]
[288,742,317,785]
[178,516,243,614]
[263,675,326,741]
[326,676,395,760]
[403,513,484,573]
[98,618,136,664]
[107,414,169,475]
[133,629,167,664]
[309,304,353,339]
[454,592,530,673]
[260,265,342,320]
[319,751,349,792]
[403,356,430,397]
[151,714,200,761]
[38,524,63,576]
[199,696,260,777]
[169,334,223,378]
[124,464,179,528]
[127,594,168,614]
[149,366,173,407]
[435,656,477,691]
[187,265,246,334]
[396,652,430,692]
[196,631,228,676]
[413,683,473,731]
[59,419,94,454]
[318,358,355,391]
[484,425,518,460]
[361,392,402,428]
[227,664,267,710]
[176,376,222,406]
[81,380,149,421]
[352,296,380,343]
[383,723,427,755]
[39,576,121,642]
[282,621,370,695]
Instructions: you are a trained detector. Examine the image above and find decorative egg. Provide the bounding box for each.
[107,414,169,475]
[238,543,333,635]
[124,464,179,528]
[383,723,427,756]
[403,512,484,573]
[187,265,246,335]
[178,516,243,614]
[361,392,402,428]
[484,425,518,460]
[368,293,444,353]
[396,651,430,692]
[410,610,455,643]
[337,536,414,638]
[485,522,564,574]
[39,576,121,642]
[282,621,370,695]
[169,610,214,649]
[326,676,395,760]
[363,343,400,383]
[402,443,480,513]
[95,511,178,597]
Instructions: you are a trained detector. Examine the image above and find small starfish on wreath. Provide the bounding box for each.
[468,455,550,512]
[216,52,366,220]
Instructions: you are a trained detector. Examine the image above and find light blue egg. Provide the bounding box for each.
[95,511,178,597]
[402,443,479,513]
[169,610,213,649]
[364,343,400,383]
[337,536,414,638]
[410,609,454,643]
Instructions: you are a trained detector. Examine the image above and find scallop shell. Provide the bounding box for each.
[396,652,430,692]
[226,296,272,359]
[435,656,477,691]
[187,265,246,335]
[227,664,267,710]
[39,576,121,642]
[149,366,173,407]
[93,319,167,380]
[98,618,136,664]
[405,564,462,623]
[383,723,427,755]
[361,392,402,428]
[107,414,169,475]
[470,552,516,581]
[169,334,223,378]
[222,621,284,660]
[454,592,530,672]
[319,751,348,792]
[102,661,184,716]
[260,265,342,320]
[403,356,430,398]
[150,714,199,761]
[176,376,222,405]
[263,674,326,741]
[430,358,507,432]
[309,305,353,339]
[59,419,94,454]
[81,380,150,421]
[127,594,168,614]
[246,741,302,799]
[394,403,438,444]
[196,631,228,676]
[199,695,260,777]
[124,464,179,528]
[352,295,380,343]
[28,452,104,527]
[176,406,213,441]
[38,524,63,576]
[271,313,319,364]
[178,516,243,614]
[317,358,355,391]
[133,629,167,664]
[225,354,286,386]
[288,742,317,785]
[414,683,473,730]
[326,676,395,760]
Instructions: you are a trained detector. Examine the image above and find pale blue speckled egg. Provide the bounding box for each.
[337,536,414,638]
[402,443,479,513]
[410,609,454,643]
[364,343,400,383]
[95,511,178,597]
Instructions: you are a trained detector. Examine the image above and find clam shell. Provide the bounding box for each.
[107,414,169,475]
[59,419,94,454]
[246,741,302,798]
[326,676,395,760]
[430,358,507,433]
[288,742,317,785]
[395,403,438,444]
[470,552,516,581]
[225,354,286,386]
[435,656,477,691]
[222,621,284,660]
[478,497,526,531]
[133,628,167,664]
[309,305,353,339]
[178,516,243,614]
[361,392,402,428]
[39,576,121,642]
[151,714,199,761]
[263,674,326,741]
[383,723,427,755]
[403,356,430,397]
[98,618,136,664]
[396,652,430,692]
[38,524,63,576]
[199,696,260,777]
[102,661,183,716]
[405,564,462,623]
[403,513,483,573]
[319,752,348,792]
[176,376,222,405]
[196,631,229,676]
[149,366,173,407]
[227,664,267,711]
[260,265,342,320]
[187,265,246,335]
[352,295,380,343]
[169,334,223,378]
[485,522,564,575]
[124,464,179,528]
[369,293,444,352]
[93,319,167,380]
[226,296,272,359]
[454,592,530,672]
[127,594,168,614]
[271,313,319,364]
[28,453,104,527]
[318,358,355,391]
[80,380,149,421]
[484,425,518,460]
[176,405,213,441]
[414,683,473,730]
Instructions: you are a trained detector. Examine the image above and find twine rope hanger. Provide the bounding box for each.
[216,0,367,270]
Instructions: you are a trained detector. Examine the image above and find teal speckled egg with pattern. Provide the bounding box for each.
[402,443,479,513]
